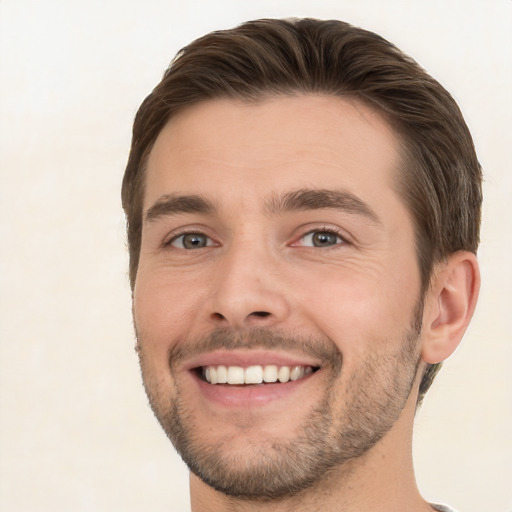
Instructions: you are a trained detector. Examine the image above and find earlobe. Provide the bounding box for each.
[421,251,480,364]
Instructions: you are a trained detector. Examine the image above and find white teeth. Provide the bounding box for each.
[216,365,227,383]
[278,366,290,383]
[227,366,245,385]
[245,366,263,384]
[263,365,278,383]
[203,364,315,385]
[290,366,305,381]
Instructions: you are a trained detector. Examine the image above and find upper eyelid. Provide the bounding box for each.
[303,229,344,239]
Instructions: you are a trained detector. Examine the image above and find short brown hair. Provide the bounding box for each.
[122,18,482,401]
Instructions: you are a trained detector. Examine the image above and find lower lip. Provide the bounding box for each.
[190,371,318,408]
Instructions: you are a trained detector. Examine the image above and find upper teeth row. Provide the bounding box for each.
[204,365,313,385]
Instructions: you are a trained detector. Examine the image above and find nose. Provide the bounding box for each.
[207,242,290,329]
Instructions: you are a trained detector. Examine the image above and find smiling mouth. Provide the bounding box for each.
[198,364,319,385]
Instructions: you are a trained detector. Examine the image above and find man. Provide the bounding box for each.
[122,18,481,512]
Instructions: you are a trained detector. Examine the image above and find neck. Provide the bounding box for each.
[189,388,433,512]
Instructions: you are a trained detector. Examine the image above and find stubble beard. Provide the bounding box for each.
[137,316,422,501]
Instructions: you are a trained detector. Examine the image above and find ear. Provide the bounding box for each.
[421,251,480,364]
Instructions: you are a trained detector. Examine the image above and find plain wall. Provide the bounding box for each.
[1,1,510,511]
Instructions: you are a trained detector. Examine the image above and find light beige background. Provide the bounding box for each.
[0,1,510,511]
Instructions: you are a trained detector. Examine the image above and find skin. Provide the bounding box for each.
[133,95,479,511]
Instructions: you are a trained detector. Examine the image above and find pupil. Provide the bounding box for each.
[183,234,206,249]
[313,232,336,246]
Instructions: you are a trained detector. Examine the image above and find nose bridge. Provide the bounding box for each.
[208,232,289,328]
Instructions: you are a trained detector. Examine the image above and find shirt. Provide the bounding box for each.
[431,504,457,512]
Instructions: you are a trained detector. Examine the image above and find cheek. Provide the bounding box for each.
[133,257,220,353]
[134,268,200,356]
[293,260,420,359]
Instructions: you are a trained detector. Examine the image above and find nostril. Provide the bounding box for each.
[210,310,273,325]
[251,311,271,318]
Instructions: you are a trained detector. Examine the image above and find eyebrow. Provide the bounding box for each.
[265,188,381,225]
[145,188,381,226]
[145,194,216,222]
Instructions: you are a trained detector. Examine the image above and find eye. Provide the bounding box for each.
[300,230,344,248]
[169,232,213,249]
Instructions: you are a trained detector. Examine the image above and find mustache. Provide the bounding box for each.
[167,327,342,370]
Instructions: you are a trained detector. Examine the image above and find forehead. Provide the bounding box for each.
[144,95,402,211]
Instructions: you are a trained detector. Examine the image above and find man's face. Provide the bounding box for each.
[134,95,424,498]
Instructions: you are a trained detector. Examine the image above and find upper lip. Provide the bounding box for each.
[182,349,323,371]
